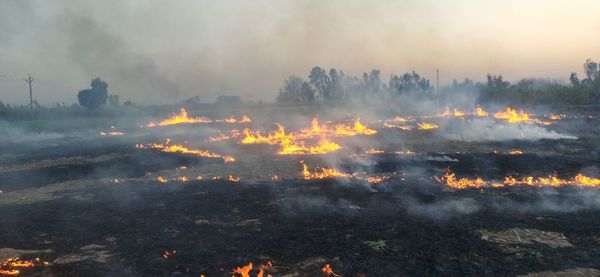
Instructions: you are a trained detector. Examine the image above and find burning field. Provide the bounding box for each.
[1,106,600,276]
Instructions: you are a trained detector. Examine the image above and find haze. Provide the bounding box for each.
[1,0,599,105]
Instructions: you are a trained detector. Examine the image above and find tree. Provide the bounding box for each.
[389,71,432,95]
[569,72,580,88]
[309,66,332,101]
[277,75,314,103]
[78,78,108,110]
[583,59,598,80]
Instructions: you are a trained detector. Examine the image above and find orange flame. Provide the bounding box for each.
[474,106,488,117]
[99,131,124,136]
[146,108,211,127]
[321,264,340,277]
[232,262,253,277]
[278,138,341,155]
[436,169,600,189]
[384,122,413,131]
[0,257,48,276]
[417,122,438,130]
[140,141,235,163]
[367,176,390,184]
[300,161,350,180]
[493,107,531,123]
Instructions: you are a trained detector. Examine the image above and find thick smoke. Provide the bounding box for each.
[438,118,577,141]
[60,14,180,104]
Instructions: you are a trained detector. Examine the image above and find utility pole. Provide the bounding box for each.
[25,75,34,117]
[436,68,439,94]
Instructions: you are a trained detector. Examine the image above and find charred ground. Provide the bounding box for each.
[1,106,599,276]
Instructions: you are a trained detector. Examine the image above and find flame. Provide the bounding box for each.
[231,261,272,277]
[493,107,531,123]
[216,115,253,123]
[157,176,168,183]
[232,262,253,277]
[162,250,176,259]
[271,175,279,181]
[475,106,488,117]
[241,125,289,145]
[333,118,377,136]
[277,138,341,155]
[321,264,340,277]
[394,116,409,122]
[140,141,235,163]
[300,161,350,180]
[206,130,241,143]
[453,108,465,117]
[549,114,565,120]
[364,148,385,154]
[384,122,414,131]
[146,108,211,127]
[508,149,524,155]
[395,150,416,156]
[367,176,390,184]
[99,131,124,136]
[417,122,438,130]
[226,175,240,182]
[436,170,600,189]
[0,257,48,276]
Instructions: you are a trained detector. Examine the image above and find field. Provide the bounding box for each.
[1,105,600,276]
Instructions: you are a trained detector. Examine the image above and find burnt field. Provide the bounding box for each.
[1,106,600,276]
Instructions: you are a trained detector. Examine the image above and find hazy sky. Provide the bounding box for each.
[1,0,599,105]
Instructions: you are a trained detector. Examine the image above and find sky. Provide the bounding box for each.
[1,0,599,105]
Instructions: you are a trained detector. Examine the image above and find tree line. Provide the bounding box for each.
[276,59,600,105]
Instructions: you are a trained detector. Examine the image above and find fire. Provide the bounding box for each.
[394,116,409,122]
[0,257,48,276]
[549,114,565,120]
[277,138,341,155]
[453,108,465,117]
[435,170,487,189]
[157,176,167,183]
[241,125,289,145]
[99,131,124,136]
[271,175,279,181]
[364,148,385,154]
[206,129,242,143]
[162,249,176,259]
[366,176,390,184]
[146,108,211,127]
[321,264,340,277]
[417,122,438,130]
[226,175,240,182]
[216,115,253,123]
[395,150,416,156]
[475,106,488,117]
[508,149,524,155]
[232,262,253,277]
[384,122,413,131]
[300,161,350,180]
[435,169,600,189]
[493,107,531,123]
[139,141,235,163]
[231,261,272,277]
[333,118,377,136]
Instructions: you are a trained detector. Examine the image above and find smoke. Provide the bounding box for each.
[0,120,65,144]
[281,194,362,216]
[60,14,180,104]
[403,197,481,220]
[438,118,577,141]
